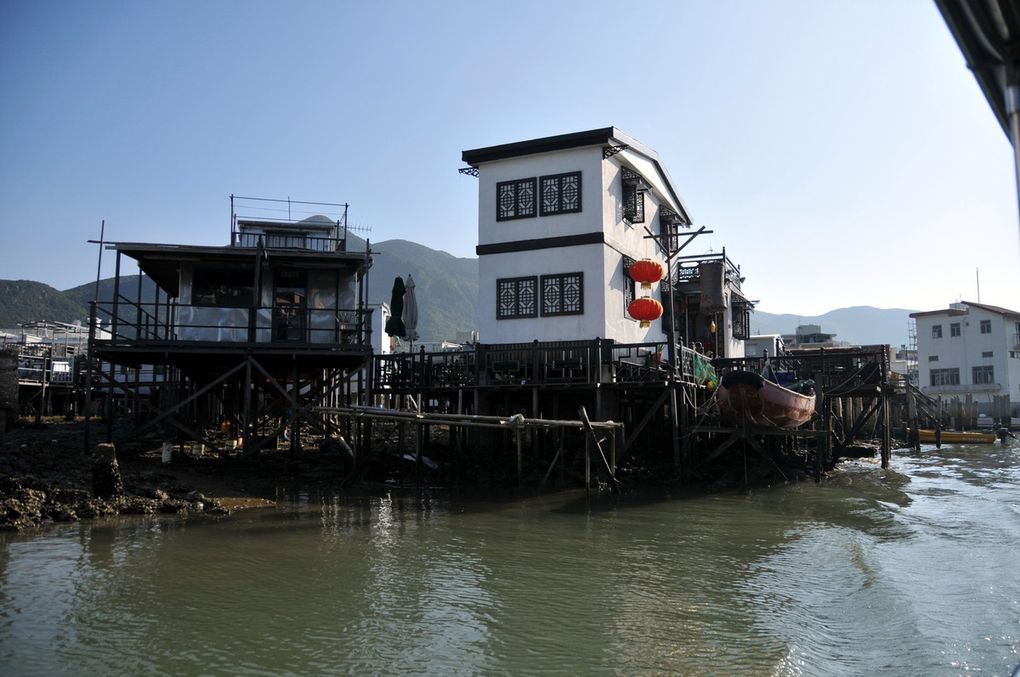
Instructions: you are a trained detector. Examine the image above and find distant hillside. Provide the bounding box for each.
[0,280,90,328]
[367,238,478,341]
[62,275,159,308]
[750,306,918,347]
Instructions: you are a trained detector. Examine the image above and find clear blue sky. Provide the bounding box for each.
[1,0,1017,316]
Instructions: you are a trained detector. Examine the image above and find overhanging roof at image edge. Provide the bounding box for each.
[935,0,1020,138]
[461,126,694,225]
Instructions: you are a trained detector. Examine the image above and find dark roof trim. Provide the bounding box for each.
[909,300,1020,318]
[462,127,615,165]
[476,231,604,255]
[463,126,694,225]
[237,219,334,231]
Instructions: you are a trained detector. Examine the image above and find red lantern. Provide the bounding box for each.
[628,297,663,328]
[628,259,665,290]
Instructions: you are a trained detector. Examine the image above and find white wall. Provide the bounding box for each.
[476,147,604,247]
[916,306,1019,410]
[475,144,674,345]
[478,245,606,343]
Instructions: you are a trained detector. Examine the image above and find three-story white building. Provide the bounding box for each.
[911,301,1020,415]
[462,127,690,345]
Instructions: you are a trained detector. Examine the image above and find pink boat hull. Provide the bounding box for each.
[717,371,816,429]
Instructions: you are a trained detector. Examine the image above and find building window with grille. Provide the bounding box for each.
[950,322,960,337]
[496,277,537,319]
[621,168,645,224]
[930,367,959,386]
[982,351,993,358]
[539,172,581,216]
[972,365,994,384]
[932,324,942,339]
[496,178,537,221]
[980,319,992,334]
[541,272,583,316]
[622,257,636,317]
[928,355,939,362]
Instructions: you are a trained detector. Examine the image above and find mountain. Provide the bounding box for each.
[0,280,90,328]
[749,306,918,347]
[62,275,159,308]
[366,238,478,342]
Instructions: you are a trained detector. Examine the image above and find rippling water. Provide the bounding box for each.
[2,440,1019,676]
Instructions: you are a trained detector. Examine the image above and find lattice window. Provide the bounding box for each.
[497,277,537,319]
[980,319,992,334]
[659,206,683,252]
[541,272,583,316]
[621,168,647,224]
[539,172,582,216]
[731,301,751,340]
[930,368,959,386]
[496,178,537,221]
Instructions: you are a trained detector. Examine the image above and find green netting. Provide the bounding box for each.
[693,355,717,386]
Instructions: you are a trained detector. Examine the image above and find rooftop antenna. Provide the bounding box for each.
[976,267,981,302]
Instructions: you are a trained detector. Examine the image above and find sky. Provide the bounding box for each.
[1,0,1018,316]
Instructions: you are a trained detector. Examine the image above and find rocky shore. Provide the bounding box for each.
[1,419,274,531]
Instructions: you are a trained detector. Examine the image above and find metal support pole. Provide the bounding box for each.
[1007,84,1020,249]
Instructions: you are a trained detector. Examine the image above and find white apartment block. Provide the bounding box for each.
[911,301,1020,415]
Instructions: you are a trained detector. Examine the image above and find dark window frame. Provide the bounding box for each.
[980,319,992,334]
[539,171,582,216]
[972,365,994,384]
[496,276,538,320]
[540,272,584,317]
[496,178,537,221]
[930,367,960,386]
[950,322,961,337]
[932,324,943,339]
[191,263,256,308]
[622,168,646,224]
[622,256,636,318]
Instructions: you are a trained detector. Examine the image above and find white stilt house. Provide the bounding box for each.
[461,127,693,346]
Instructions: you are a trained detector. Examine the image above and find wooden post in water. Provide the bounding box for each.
[906,389,920,451]
[516,429,522,490]
[670,384,681,475]
[584,433,591,496]
[880,386,891,469]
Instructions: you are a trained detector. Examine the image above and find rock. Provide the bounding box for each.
[91,455,124,500]
[93,442,117,463]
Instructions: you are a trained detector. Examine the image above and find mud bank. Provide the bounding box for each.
[0,419,274,531]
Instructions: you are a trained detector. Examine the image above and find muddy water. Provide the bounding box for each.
[2,440,1018,676]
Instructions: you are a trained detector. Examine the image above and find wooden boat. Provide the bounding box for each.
[717,370,816,429]
[914,429,996,444]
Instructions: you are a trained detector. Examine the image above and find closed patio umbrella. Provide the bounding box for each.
[384,276,406,338]
[402,274,418,348]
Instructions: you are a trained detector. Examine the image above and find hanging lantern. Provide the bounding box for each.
[628,259,665,290]
[628,297,663,328]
